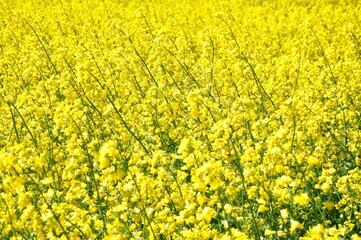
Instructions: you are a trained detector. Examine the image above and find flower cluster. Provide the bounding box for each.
[1,0,361,239]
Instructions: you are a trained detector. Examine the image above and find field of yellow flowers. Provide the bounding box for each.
[1,0,361,239]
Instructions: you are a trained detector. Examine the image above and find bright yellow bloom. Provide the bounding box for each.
[264,229,276,236]
[308,224,326,239]
[290,219,304,232]
[1,0,360,238]
[323,201,334,211]
[293,193,312,205]
[258,204,269,213]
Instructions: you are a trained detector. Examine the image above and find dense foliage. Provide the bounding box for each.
[1,0,361,239]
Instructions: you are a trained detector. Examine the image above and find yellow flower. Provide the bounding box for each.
[99,155,111,169]
[322,201,334,211]
[224,204,233,214]
[320,182,331,193]
[308,224,325,239]
[351,234,361,240]
[196,194,210,205]
[40,177,53,185]
[293,193,312,205]
[197,207,216,223]
[270,147,282,155]
[177,137,192,158]
[222,220,229,229]
[264,229,276,236]
[307,156,319,167]
[277,175,292,187]
[258,204,269,213]
[280,209,289,219]
[290,219,304,232]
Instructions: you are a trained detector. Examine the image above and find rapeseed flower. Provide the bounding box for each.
[293,193,312,205]
[0,0,360,238]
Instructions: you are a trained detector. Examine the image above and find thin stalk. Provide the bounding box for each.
[0,195,15,237]
[9,107,20,143]
[8,102,38,148]
[229,125,261,240]
[241,54,277,110]
[23,19,59,74]
[164,47,203,88]
[130,173,157,239]
[107,96,151,156]
[310,27,337,84]
[67,114,108,235]
[129,38,159,87]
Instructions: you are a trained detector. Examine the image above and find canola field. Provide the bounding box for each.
[1,0,361,239]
